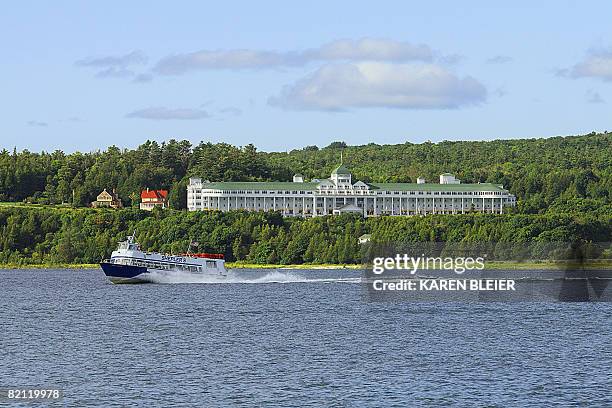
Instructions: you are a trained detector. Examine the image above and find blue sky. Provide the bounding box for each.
[2,1,611,152]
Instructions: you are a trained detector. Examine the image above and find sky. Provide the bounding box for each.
[1,1,612,152]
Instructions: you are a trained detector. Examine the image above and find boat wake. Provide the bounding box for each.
[141,270,362,284]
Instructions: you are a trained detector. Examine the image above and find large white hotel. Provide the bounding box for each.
[187,164,516,217]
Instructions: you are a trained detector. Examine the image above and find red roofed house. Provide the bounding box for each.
[140,188,169,211]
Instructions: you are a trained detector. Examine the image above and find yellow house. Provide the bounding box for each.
[92,189,123,209]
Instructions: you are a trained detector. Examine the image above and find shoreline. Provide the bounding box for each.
[1,260,611,270]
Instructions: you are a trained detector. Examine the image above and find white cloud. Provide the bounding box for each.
[27,120,48,127]
[154,38,434,75]
[562,48,612,81]
[155,50,293,74]
[96,67,135,78]
[268,62,486,111]
[304,38,433,62]
[76,51,148,79]
[75,50,147,68]
[126,107,210,120]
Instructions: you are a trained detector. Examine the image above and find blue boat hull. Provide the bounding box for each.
[100,262,149,284]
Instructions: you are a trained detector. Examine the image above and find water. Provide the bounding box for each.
[1,269,611,407]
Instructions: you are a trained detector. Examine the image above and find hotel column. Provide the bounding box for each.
[391,197,394,215]
[461,197,464,214]
[324,196,327,215]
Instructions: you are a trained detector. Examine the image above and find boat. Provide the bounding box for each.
[100,234,227,283]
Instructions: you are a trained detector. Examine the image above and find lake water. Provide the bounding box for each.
[1,268,611,407]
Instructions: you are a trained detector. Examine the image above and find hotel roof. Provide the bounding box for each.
[200,181,508,192]
[196,163,508,192]
[331,164,351,175]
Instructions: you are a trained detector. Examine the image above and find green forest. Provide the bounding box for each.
[0,207,610,266]
[0,132,611,265]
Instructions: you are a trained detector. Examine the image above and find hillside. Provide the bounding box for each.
[0,206,610,266]
[0,132,610,217]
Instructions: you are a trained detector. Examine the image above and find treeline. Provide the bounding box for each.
[0,141,289,208]
[0,206,609,265]
[0,133,611,216]
[268,133,612,216]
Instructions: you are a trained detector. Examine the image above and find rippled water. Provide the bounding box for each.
[1,268,611,407]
